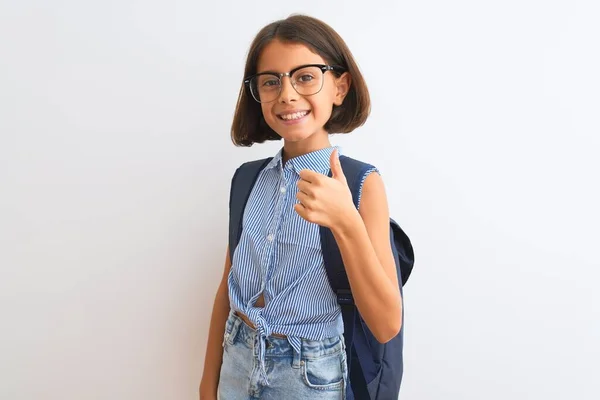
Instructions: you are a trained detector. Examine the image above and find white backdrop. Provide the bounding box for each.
[1,1,599,399]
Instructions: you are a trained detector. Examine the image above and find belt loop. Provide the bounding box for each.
[292,339,303,369]
[226,312,243,346]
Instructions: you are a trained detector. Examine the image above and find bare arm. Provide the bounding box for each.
[199,247,232,399]
[331,172,402,343]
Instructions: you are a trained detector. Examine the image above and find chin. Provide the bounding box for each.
[279,131,312,142]
[281,131,320,144]
[268,124,313,142]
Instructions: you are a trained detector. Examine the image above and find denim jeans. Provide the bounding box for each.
[218,312,348,399]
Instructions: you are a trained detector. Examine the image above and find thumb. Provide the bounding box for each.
[330,149,346,182]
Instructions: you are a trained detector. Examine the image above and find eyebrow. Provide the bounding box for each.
[255,69,279,75]
[255,63,320,75]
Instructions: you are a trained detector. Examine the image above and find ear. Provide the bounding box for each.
[333,72,351,106]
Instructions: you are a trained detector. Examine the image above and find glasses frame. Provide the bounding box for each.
[244,63,345,104]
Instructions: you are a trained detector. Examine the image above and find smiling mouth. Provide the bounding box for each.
[278,110,310,121]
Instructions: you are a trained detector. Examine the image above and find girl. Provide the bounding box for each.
[199,14,401,400]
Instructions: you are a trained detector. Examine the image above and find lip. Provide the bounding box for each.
[276,110,311,125]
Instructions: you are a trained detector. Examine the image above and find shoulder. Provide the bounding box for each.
[339,155,382,207]
[232,157,273,181]
[236,157,273,172]
[339,155,376,171]
[339,155,379,180]
[348,159,389,238]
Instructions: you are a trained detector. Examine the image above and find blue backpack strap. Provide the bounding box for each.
[320,155,377,400]
[321,155,375,298]
[228,157,273,261]
[322,156,415,290]
[321,155,415,400]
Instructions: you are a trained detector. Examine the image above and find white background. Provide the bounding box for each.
[1,1,599,399]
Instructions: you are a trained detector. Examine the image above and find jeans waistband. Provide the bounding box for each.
[224,310,345,361]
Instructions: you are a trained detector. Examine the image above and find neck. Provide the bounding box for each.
[281,131,331,164]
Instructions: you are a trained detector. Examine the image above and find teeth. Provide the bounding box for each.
[280,111,308,120]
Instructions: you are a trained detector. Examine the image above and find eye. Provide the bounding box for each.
[262,79,280,87]
[296,74,314,83]
[255,74,280,89]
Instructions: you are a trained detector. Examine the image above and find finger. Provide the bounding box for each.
[329,149,346,183]
[294,203,307,219]
[296,191,311,209]
[296,179,313,195]
[298,169,321,184]
[294,202,315,223]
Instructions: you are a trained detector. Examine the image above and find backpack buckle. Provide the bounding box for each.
[336,289,354,305]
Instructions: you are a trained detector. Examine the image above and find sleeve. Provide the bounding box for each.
[357,165,380,209]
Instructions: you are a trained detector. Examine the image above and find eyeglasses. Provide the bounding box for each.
[244,64,345,103]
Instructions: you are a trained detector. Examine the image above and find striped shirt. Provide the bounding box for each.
[227,145,376,383]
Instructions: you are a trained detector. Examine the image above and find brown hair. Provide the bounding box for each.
[231,14,371,146]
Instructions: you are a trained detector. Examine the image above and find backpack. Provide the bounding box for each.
[228,155,415,400]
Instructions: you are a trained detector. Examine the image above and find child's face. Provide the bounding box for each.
[256,40,350,144]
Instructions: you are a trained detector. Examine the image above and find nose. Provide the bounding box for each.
[278,75,298,103]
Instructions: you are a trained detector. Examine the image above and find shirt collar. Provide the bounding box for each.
[264,146,342,175]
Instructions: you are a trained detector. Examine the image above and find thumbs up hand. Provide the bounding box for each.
[294,149,357,229]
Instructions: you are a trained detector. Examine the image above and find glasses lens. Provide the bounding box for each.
[249,74,280,103]
[291,66,324,96]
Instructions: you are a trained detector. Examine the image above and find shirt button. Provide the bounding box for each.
[280,186,286,194]
[266,234,274,242]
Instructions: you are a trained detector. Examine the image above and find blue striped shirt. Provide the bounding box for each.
[227,145,377,384]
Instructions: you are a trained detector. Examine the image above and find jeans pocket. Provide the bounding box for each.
[302,352,345,391]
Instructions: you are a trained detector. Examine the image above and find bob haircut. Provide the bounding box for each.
[231,14,371,146]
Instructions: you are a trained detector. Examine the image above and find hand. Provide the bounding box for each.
[294,149,358,229]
